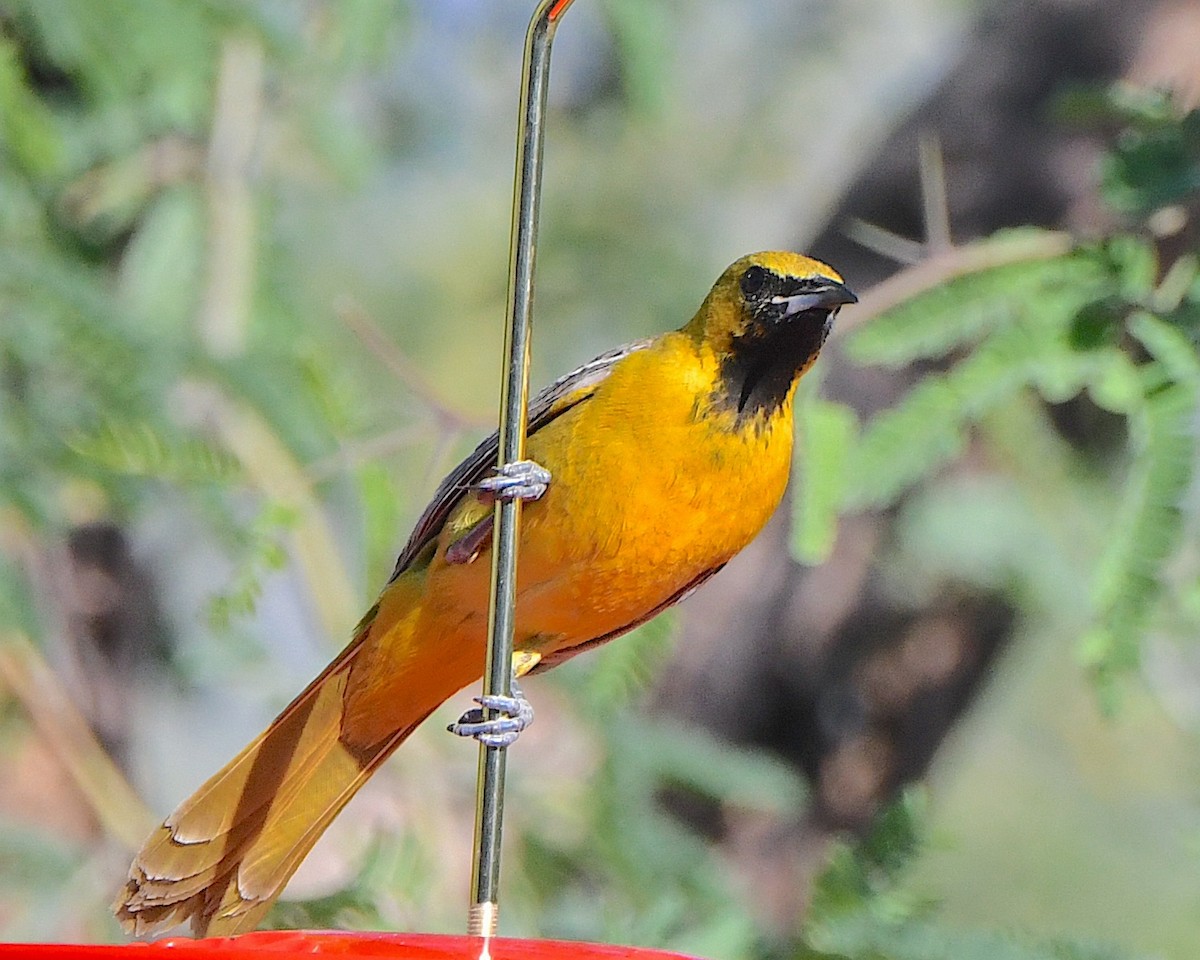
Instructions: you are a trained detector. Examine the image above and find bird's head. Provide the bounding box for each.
[688,251,856,419]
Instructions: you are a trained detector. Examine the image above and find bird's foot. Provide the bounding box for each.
[448,680,534,748]
[474,460,551,504]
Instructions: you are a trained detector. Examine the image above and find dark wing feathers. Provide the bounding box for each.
[389,338,653,581]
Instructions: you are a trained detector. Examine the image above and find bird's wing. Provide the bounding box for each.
[389,337,654,581]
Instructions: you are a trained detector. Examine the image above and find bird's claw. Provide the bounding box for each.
[448,689,534,748]
[474,460,551,504]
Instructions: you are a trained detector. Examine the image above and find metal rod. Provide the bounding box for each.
[468,0,577,939]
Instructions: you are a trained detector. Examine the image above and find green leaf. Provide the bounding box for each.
[1154,253,1199,314]
[578,612,678,712]
[1085,378,1196,694]
[67,418,241,485]
[0,37,63,175]
[805,792,1144,960]
[1128,311,1200,385]
[842,377,965,509]
[1086,350,1143,414]
[357,461,405,586]
[845,254,1131,510]
[809,790,927,928]
[117,184,205,330]
[628,720,808,815]
[318,0,406,72]
[843,316,1066,510]
[793,397,858,564]
[846,238,1106,368]
[1104,235,1158,301]
[1100,101,1200,214]
[206,502,299,631]
[602,0,672,114]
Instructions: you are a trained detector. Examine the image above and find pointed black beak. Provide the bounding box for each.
[773,278,858,317]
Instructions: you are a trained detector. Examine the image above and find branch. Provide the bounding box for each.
[0,631,155,852]
[839,229,1075,333]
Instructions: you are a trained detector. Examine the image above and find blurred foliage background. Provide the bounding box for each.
[1,1,1200,959]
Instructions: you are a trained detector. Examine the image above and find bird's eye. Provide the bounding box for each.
[740,265,769,297]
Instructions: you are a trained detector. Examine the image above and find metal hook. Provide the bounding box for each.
[468,0,577,940]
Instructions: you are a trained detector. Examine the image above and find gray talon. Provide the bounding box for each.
[448,685,535,748]
[474,460,551,503]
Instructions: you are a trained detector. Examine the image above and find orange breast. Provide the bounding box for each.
[506,332,795,653]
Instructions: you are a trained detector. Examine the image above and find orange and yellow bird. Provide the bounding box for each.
[114,250,855,937]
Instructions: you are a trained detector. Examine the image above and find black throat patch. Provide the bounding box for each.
[715,310,832,421]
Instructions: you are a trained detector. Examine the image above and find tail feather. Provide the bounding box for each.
[233,703,434,900]
[114,621,435,938]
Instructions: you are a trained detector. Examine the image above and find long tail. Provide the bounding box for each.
[114,588,468,937]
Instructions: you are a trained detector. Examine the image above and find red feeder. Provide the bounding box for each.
[0,933,702,960]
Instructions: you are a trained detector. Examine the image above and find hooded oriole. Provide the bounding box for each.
[114,250,855,937]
